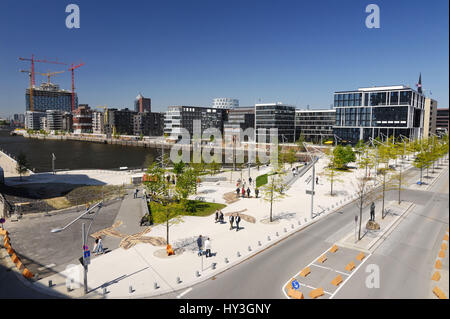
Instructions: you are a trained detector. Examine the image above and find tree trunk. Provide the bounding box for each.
[269,189,273,222]
[166,213,169,245]
[398,167,401,205]
[358,198,363,240]
[382,174,386,219]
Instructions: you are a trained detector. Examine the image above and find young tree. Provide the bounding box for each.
[173,161,185,176]
[286,148,297,168]
[16,152,28,180]
[413,150,429,184]
[333,145,356,169]
[353,174,376,240]
[357,144,374,178]
[175,167,199,210]
[296,133,306,152]
[323,164,343,196]
[260,169,288,222]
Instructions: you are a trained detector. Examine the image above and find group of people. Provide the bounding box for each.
[214,210,225,223]
[228,213,242,231]
[196,235,213,257]
[235,177,259,199]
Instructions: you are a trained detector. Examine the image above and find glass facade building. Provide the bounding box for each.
[295,109,335,143]
[26,83,77,113]
[255,103,296,143]
[333,85,425,144]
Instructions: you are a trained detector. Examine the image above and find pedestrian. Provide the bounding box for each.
[229,214,234,230]
[235,214,241,231]
[247,187,251,198]
[219,211,224,223]
[370,202,375,221]
[249,176,252,184]
[142,188,147,199]
[215,210,219,223]
[316,177,319,185]
[93,238,99,255]
[134,188,139,198]
[236,187,240,198]
[196,235,203,256]
[255,188,259,198]
[241,186,245,198]
[167,175,170,183]
[204,237,211,257]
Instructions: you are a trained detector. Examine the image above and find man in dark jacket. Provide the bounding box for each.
[255,188,259,198]
[235,214,241,231]
[197,235,203,256]
[247,187,251,198]
[229,215,234,230]
[236,187,240,198]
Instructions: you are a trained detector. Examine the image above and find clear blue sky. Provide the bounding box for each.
[0,0,448,117]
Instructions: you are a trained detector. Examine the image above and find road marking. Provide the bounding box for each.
[297,282,332,295]
[310,263,349,276]
[38,263,56,271]
[176,287,192,299]
[329,251,372,299]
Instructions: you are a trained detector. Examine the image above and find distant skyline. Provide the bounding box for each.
[0,0,448,117]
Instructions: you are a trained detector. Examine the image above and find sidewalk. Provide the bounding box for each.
[32,156,445,298]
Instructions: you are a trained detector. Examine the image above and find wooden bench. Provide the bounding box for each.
[309,287,324,299]
[329,245,338,253]
[356,252,365,261]
[345,261,355,272]
[331,275,343,286]
[299,267,310,277]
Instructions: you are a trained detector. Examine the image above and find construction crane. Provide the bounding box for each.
[19,55,67,111]
[39,70,65,84]
[68,63,85,112]
[19,69,33,111]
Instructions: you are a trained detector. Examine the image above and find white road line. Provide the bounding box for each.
[176,287,192,299]
[281,245,340,299]
[310,263,349,276]
[329,252,372,299]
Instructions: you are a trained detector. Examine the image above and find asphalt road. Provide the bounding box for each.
[155,163,449,299]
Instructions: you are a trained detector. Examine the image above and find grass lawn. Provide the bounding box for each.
[149,200,226,224]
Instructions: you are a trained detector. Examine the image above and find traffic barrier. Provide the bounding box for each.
[22,268,33,279]
[309,287,324,299]
[4,242,11,250]
[435,260,442,269]
[11,253,19,263]
[287,288,304,299]
[444,234,449,241]
[432,286,447,299]
[317,254,327,263]
[329,245,338,253]
[438,250,445,258]
[300,267,310,277]
[16,260,23,271]
[331,275,343,286]
[345,261,355,272]
[442,243,448,250]
[356,252,365,261]
[6,246,14,255]
[431,271,441,281]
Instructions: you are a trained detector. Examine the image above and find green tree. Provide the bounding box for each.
[260,169,287,222]
[16,152,28,180]
[333,145,356,169]
[173,161,185,176]
[296,133,306,152]
[285,148,297,168]
[175,167,199,209]
[323,164,343,196]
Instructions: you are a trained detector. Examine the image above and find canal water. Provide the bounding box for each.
[0,130,160,172]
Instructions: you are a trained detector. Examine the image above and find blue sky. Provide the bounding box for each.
[0,0,448,117]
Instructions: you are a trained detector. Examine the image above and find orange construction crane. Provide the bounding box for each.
[39,70,65,84]
[19,55,67,111]
[68,63,85,112]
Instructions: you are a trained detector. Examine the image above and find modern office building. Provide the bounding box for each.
[164,106,228,138]
[134,94,151,113]
[133,112,164,137]
[92,111,105,134]
[223,106,255,142]
[25,111,45,130]
[212,98,239,109]
[40,116,47,131]
[13,114,25,124]
[423,98,437,139]
[436,108,449,136]
[26,83,77,113]
[72,105,93,133]
[255,103,296,143]
[295,109,335,143]
[45,110,63,131]
[333,85,425,144]
[106,108,136,136]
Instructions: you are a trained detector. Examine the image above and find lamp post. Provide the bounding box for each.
[51,201,103,295]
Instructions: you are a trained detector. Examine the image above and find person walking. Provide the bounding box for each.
[236,187,240,198]
[197,235,203,256]
[93,238,99,255]
[219,211,224,223]
[316,177,319,185]
[255,188,259,198]
[241,186,245,198]
[214,210,219,223]
[229,214,234,230]
[204,237,211,258]
[249,176,252,184]
[134,188,139,199]
[235,214,241,231]
[247,187,251,198]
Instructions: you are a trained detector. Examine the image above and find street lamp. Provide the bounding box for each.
[50,201,103,295]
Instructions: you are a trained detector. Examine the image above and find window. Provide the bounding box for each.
[390,91,399,105]
[399,91,412,105]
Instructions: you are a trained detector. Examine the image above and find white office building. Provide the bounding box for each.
[212,98,239,109]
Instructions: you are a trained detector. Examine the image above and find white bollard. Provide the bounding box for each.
[248,246,252,251]
[224,257,229,263]
[195,270,201,277]
[284,228,287,233]
[237,251,241,257]
[267,236,271,241]
[276,232,279,236]
[176,277,182,284]
[291,224,294,229]
[129,285,134,293]
[258,241,262,246]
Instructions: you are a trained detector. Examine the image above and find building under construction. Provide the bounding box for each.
[25,82,77,113]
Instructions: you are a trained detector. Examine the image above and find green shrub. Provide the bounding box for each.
[256,174,268,188]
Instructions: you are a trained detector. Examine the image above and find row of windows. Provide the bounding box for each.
[334,90,425,108]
